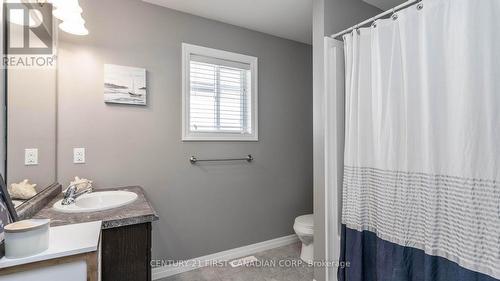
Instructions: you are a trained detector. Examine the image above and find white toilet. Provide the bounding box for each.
[293,214,314,264]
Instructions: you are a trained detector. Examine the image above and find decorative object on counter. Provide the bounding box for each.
[4,219,50,259]
[104,64,147,105]
[69,177,93,192]
[8,179,37,200]
[1,174,18,259]
[15,183,63,221]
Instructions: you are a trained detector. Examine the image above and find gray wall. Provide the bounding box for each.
[57,0,313,261]
[312,1,380,281]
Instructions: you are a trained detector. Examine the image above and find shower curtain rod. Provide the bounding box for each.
[330,0,421,40]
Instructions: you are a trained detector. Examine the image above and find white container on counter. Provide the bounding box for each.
[4,219,50,259]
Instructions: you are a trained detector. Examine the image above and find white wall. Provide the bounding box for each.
[324,37,345,281]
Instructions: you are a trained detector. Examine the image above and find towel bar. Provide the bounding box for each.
[189,155,253,164]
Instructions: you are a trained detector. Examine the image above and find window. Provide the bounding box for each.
[182,43,258,141]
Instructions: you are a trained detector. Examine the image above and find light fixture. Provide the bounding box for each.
[52,6,83,21]
[50,0,89,36]
[50,0,62,8]
[59,16,88,36]
[50,0,79,10]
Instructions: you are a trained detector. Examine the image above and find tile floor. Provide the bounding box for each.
[159,243,314,281]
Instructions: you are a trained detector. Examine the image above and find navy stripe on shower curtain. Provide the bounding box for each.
[338,227,498,281]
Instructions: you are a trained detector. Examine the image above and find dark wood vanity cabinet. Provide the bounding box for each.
[101,222,152,281]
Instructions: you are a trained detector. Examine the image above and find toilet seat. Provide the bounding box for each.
[294,214,313,230]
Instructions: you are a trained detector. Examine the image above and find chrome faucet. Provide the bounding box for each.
[61,182,93,205]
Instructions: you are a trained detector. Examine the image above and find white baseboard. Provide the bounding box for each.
[152,234,299,280]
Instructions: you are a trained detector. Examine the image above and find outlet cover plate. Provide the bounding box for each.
[25,148,38,166]
[73,148,86,164]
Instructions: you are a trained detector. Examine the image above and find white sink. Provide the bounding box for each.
[53,191,138,213]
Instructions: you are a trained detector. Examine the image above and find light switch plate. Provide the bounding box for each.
[25,148,38,166]
[73,148,85,164]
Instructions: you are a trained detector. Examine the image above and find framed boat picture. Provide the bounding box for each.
[104,64,147,105]
[0,174,17,258]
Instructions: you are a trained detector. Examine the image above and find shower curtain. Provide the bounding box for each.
[338,0,500,280]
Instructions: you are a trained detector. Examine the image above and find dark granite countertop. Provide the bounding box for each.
[33,186,159,229]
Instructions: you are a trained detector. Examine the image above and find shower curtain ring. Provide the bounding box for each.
[417,2,424,10]
[391,8,398,20]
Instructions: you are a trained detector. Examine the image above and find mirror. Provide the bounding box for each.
[7,65,57,208]
[1,1,58,212]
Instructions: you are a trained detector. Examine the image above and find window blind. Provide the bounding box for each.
[189,55,252,134]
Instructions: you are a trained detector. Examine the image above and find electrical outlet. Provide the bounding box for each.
[73,148,86,164]
[25,148,38,166]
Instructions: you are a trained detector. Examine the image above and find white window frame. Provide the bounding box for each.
[182,43,258,141]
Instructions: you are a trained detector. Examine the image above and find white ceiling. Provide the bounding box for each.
[363,0,406,11]
[142,0,313,44]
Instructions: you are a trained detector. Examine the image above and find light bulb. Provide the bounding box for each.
[52,0,83,21]
[59,13,87,36]
[49,0,61,8]
[53,0,81,9]
[59,21,88,36]
[51,0,89,36]
[53,7,83,21]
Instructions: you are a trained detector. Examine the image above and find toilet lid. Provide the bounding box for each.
[295,214,314,229]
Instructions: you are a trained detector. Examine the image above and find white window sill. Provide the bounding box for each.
[182,135,259,142]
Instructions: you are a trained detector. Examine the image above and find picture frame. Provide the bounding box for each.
[0,174,18,258]
[104,64,147,105]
